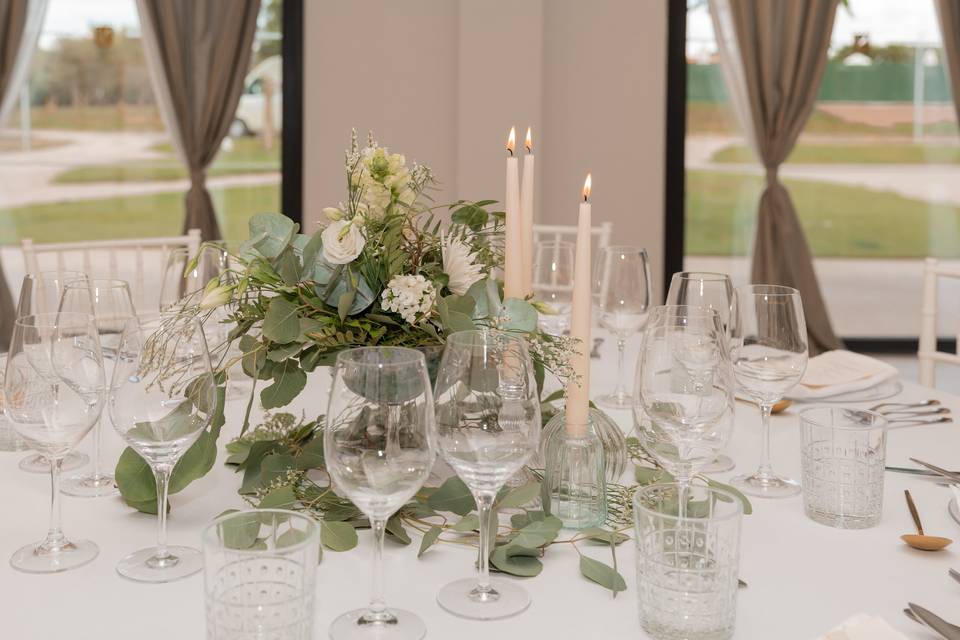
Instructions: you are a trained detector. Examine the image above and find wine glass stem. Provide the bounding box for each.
[613,338,627,399]
[756,402,774,480]
[154,463,172,560]
[45,457,66,549]
[475,492,496,593]
[366,518,388,619]
[91,417,102,479]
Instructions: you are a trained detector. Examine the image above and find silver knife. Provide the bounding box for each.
[908,603,960,640]
[909,458,960,484]
[950,568,960,586]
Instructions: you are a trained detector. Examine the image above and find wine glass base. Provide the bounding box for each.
[730,472,800,498]
[117,545,202,583]
[11,538,98,573]
[437,577,531,620]
[595,393,634,411]
[700,455,735,474]
[19,451,89,474]
[329,608,426,640]
[61,473,119,498]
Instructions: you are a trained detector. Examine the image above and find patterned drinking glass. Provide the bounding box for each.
[633,483,742,640]
[203,509,320,640]
[800,407,887,529]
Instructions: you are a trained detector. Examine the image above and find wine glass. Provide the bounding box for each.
[594,246,651,409]
[433,330,541,620]
[4,312,105,572]
[60,279,137,497]
[16,271,92,474]
[634,305,734,505]
[159,244,230,311]
[665,271,736,473]
[109,313,217,581]
[532,241,575,336]
[325,347,436,639]
[729,285,808,498]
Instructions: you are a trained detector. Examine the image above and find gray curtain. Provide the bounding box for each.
[710,0,842,354]
[0,0,46,350]
[936,1,960,124]
[137,0,261,241]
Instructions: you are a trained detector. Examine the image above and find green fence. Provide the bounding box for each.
[689,61,952,103]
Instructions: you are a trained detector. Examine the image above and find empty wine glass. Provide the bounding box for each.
[159,244,230,312]
[594,246,651,409]
[60,279,137,497]
[109,313,217,581]
[433,330,541,620]
[325,347,436,639]
[16,271,92,474]
[4,312,105,572]
[532,241,575,336]
[634,306,734,505]
[730,285,808,498]
[666,271,736,473]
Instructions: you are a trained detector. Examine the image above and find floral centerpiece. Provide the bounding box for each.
[115,132,574,512]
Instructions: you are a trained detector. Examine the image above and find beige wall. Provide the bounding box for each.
[303,0,667,300]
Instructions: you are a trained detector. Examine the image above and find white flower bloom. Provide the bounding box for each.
[351,146,415,216]
[381,274,436,324]
[322,206,344,221]
[442,233,484,296]
[199,282,233,310]
[321,220,365,265]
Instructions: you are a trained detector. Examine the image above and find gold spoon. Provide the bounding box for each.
[901,489,953,551]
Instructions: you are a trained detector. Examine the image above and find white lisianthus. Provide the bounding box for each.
[351,146,416,216]
[321,220,365,265]
[442,233,484,296]
[322,206,344,221]
[199,281,233,310]
[381,274,436,324]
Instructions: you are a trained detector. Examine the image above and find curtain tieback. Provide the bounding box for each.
[764,166,779,187]
[189,168,207,188]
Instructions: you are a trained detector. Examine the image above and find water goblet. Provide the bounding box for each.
[594,246,651,409]
[532,241,575,336]
[5,312,105,572]
[16,271,92,473]
[325,347,436,640]
[109,313,217,582]
[634,305,734,507]
[666,271,736,473]
[60,278,137,497]
[433,330,541,620]
[730,285,808,498]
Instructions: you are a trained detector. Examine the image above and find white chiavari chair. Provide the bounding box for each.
[533,221,613,255]
[20,229,201,312]
[918,257,960,386]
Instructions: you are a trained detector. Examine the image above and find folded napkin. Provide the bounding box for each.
[788,350,898,401]
[818,614,907,640]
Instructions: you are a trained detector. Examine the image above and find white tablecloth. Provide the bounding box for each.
[2,335,958,639]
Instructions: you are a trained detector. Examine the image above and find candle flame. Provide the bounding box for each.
[582,173,592,201]
[525,127,532,153]
[507,127,516,156]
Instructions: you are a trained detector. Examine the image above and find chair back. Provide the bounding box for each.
[918,257,960,386]
[533,221,612,255]
[20,229,202,313]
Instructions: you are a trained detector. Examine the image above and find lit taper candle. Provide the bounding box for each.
[520,127,535,297]
[504,127,522,299]
[564,174,592,434]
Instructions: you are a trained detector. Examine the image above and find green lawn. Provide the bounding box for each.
[23,105,165,132]
[711,142,960,165]
[0,183,280,247]
[686,169,960,258]
[53,137,280,184]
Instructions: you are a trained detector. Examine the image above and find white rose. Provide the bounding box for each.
[321,220,365,265]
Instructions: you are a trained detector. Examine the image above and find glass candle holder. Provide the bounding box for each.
[634,483,742,640]
[800,407,887,530]
[542,411,607,529]
[203,509,320,640]
[540,406,627,483]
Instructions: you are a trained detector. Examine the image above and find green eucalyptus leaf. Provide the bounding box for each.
[385,515,411,545]
[511,516,562,548]
[277,526,309,549]
[219,510,261,549]
[490,544,542,577]
[267,342,303,362]
[277,248,301,285]
[263,298,301,344]
[260,361,307,410]
[497,482,541,509]
[301,231,324,272]
[500,298,538,332]
[635,466,673,485]
[249,212,296,259]
[417,525,443,558]
[579,555,627,593]
[258,485,297,510]
[258,453,297,488]
[115,446,155,503]
[577,528,629,545]
[427,476,476,516]
[706,478,753,516]
[452,514,480,532]
[320,520,359,551]
[465,279,491,319]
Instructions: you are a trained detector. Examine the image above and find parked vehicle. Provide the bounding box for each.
[232,56,281,137]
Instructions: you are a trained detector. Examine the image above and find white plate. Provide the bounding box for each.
[797,379,903,404]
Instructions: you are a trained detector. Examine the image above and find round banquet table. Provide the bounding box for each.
[1,333,958,640]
